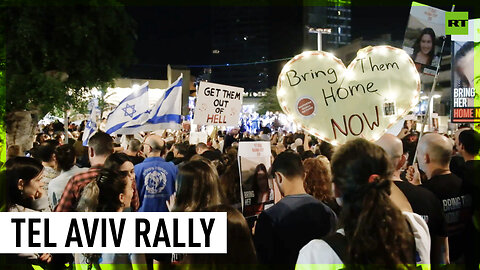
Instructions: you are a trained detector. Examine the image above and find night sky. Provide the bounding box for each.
[123,1,478,87]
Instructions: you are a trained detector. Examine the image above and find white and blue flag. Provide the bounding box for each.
[119,75,183,133]
[82,98,99,146]
[105,82,150,135]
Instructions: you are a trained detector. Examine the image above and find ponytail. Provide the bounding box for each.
[77,180,99,212]
[331,139,415,267]
[342,178,414,267]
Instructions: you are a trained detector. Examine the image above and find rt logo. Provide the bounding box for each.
[445,12,468,35]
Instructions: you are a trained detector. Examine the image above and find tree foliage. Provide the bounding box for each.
[4,0,136,117]
[257,86,282,115]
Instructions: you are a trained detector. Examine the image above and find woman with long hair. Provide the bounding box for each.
[297,139,416,269]
[101,152,139,211]
[173,159,226,212]
[182,205,257,269]
[303,156,340,215]
[75,168,146,270]
[412,28,436,67]
[5,157,53,267]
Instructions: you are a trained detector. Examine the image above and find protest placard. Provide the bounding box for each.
[193,81,244,126]
[277,46,421,145]
[451,19,479,123]
[189,131,208,145]
[402,2,447,76]
[238,141,273,218]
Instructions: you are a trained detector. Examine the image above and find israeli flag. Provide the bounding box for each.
[105,82,149,135]
[119,75,183,133]
[82,98,99,146]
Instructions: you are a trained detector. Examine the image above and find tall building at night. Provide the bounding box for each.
[303,1,352,51]
[207,4,312,94]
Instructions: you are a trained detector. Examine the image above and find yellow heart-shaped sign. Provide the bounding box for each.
[277,45,420,145]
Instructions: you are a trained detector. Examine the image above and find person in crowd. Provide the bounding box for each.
[297,138,418,268]
[455,129,480,266]
[73,131,89,167]
[254,151,337,269]
[75,169,147,270]
[100,152,140,211]
[29,140,59,211]
[171,159,225,212]
[48,144,88,209]
[450,127,470,179]
[412,27,436,67]
[195,142,209,155]
[34,140,60,194]
[123,138,144,165]
[303,156,341,215]
[224,128,239,152]
[275,143,286,156]
[135,134,177,212]
[318,141,334,161]
[185,144,197,161]
[172,143,187,165]
[55,131,114,212]
[181,205,257,269]
[408,133,472,263]
[377,134,448,266]
[5,157,53,267]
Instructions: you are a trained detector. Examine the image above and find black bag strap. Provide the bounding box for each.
[322,232,347,262]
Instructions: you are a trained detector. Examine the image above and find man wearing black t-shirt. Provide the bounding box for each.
[408,133,473,263]
[455,129,480,266]
[377,134,448,265]
[253,151,337,270]
[123,139,144,165]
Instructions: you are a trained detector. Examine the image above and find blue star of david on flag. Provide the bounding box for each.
[122,103,136,118]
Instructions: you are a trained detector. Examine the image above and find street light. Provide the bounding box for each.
[307,26,332,51]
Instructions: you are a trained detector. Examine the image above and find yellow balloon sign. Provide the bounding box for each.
[277,46,421,145]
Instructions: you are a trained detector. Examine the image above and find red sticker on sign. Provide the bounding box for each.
[297,98,315,116]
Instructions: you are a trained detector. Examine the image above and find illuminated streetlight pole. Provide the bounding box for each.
[307,27,332,51]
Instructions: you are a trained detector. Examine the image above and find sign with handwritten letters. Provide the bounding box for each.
[194,81,244,126]
[277,46,421,145]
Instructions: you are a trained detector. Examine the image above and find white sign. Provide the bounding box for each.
[277,46,420,145]
[194,81,244,126]
[0,212,226,254]
[189,131,208,145]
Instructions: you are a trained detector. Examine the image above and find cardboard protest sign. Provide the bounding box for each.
[451,19,479,123]
[189,131,208,144]
[277,46,420,146]
[238,141,273,217]
[193,81,244,126]
[402,2,447,76]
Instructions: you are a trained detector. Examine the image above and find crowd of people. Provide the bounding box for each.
[2,118,479,270]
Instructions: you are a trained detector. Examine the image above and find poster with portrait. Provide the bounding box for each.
[451,19,480,123]
[238,141,273,218]
[402,2,447,76]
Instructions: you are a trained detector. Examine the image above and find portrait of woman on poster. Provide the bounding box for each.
[454,42,478,107]
[411,28,436,70]
[244,163,272,217]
